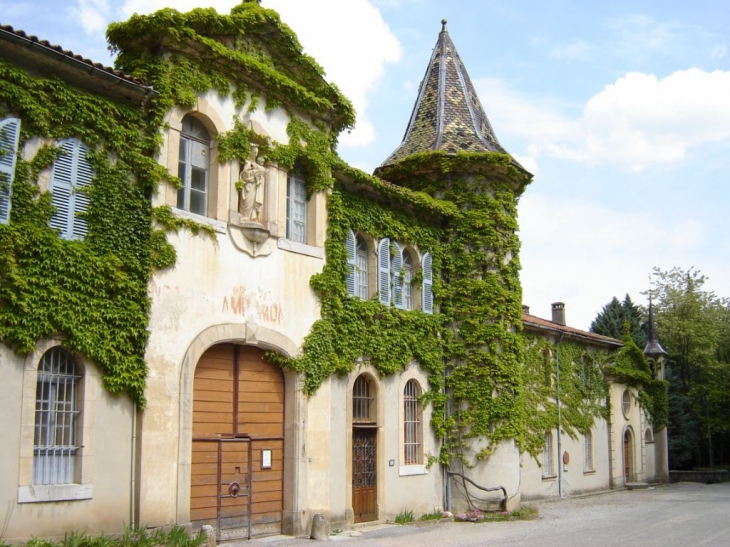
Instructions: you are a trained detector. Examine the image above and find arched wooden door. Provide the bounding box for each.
[191,344,284,540]
[623,429,633,482]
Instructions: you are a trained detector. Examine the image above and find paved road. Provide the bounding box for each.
[245,482,730,547]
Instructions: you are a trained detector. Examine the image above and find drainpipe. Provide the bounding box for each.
[130,404,137,529]
[555,333,564,498]
[443,358,452,512]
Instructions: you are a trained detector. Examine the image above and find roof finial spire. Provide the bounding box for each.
[644,293,667,359]
[441,19,448,33]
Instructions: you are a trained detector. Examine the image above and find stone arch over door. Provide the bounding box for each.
[177,323,305,537]
[623,426,635,483]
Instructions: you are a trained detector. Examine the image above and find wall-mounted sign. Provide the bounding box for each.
[262,448,272,469]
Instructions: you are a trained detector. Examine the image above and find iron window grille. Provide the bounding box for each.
[33,347,81,485]
[403,380,421,464]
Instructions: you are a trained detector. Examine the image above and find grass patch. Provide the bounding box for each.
[454,505,539,523]
[419,508,444,521]
[394,509,415,524]
[4,527,206,547]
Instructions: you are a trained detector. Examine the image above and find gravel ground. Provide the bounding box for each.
[235,482,730,547]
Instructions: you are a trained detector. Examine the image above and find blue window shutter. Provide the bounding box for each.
[0,117,21,224]
[392,242,404,309]
[345,229,357,297]
[49,140,75,238]
[71,143,93,240]
[50,139,94,240]
[377,237,390,305]
[421,252,433,314]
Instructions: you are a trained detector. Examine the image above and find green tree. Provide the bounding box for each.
[666,366,700,469]
[590,294,647,348]
[651,267,729,468]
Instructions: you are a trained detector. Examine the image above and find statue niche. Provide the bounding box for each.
[229,143,272,257]
[238,145,266,221]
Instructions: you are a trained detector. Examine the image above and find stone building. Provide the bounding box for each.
[0,2,668,542]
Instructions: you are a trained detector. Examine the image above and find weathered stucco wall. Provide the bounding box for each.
[1,343,135,542]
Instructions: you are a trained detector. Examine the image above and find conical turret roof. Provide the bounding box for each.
[378,20,524,172]
[644,296,667,358]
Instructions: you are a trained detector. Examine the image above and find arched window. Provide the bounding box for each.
[622,389,632,419]
[346,232,371,300]
[353,375,374,423]
[644,428,654,443]
[403,380,422,464]
[403,253,414,310]
[421,251,433,314]
[49,138,94,240]
[543,432,554,477]
[34,347,81,485]
[584,430,593,471]
[356,237,369,299]
[377,238,390,305]
[177,115,210,216]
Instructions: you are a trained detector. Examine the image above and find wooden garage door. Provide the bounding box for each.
[191,344,284,539]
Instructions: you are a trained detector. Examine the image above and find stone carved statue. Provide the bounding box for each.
[238,146,266,221]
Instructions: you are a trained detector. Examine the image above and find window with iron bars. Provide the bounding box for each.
[403,379,421,464]
[353,375,374,423]
[33,347,81,485]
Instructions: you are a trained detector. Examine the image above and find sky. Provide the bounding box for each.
[2,0,729,330]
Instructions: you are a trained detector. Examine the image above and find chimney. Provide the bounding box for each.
[551,302,566,326]
[522,305,530,315]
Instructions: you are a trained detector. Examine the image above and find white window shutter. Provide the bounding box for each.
[50,139,94,240]
[421,252,433,314]
[392,242,404,309]
[0,117,21,224]
[377,237,390,305]
[345,229,356,297]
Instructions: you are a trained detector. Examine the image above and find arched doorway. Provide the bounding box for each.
[623,428,634,483]
[190,344,284,540]
[352,374,377,523]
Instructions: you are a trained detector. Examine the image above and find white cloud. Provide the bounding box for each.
[120,0,239,16]
[711,44,728,59]
[115,0,401,147]
[518,193,714,330]
[606,13,682,59]
[477,69,730,171]
[0,2,35,19]
[264,0,401,147]
[549,40,594,60]
[70,0,110,34]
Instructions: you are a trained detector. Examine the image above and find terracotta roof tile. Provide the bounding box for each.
[522,313,623,348]
[0,24,153,91]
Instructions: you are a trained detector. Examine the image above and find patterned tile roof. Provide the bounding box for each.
[379,20,525,172]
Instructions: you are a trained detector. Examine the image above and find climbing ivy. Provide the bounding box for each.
[0,58,163,405]
[106,0,355,136]
[519,336,609,459]
[606,333,669,429]
[1,0,668,463]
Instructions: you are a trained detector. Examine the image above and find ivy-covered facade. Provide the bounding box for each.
[0,2,668,542]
